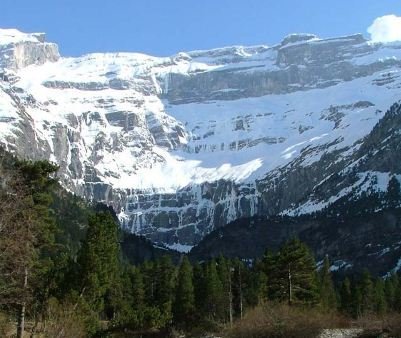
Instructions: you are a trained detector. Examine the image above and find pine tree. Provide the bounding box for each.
[141,260,156,306]
[351,283,363,318]
[339,277,353,316]
[261,249,276,300]
[255,271,268,305]
[359,270,374,315]
[269,239,318,305]
[173,256,195,328]
[204,259,224,320]
[131,266,145,310]
[139,260,172,329]
[13,160,58,337]
[244,259,267,307]
[77,211,120,316]
[319,256,337,311]
[384,274,397,312]
[193,262,206,317]
[120,266,146,328]
[394,275,401,312]
[232,258,246,320]
[104,273,124,320]
[216,256,232,323]
[154,255,175,325]
[373,278,387,315]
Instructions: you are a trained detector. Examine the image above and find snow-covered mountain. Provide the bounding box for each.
[1,29,401,251]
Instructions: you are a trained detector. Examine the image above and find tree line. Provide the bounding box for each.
[1,151,401,337]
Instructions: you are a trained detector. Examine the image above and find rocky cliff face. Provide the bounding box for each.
[190,103,401,275]
[0,29,59,71]
[0,29,401,251]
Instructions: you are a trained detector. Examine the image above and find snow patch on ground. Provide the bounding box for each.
[330,260,353,272]
[283,171,395,216]
[164,243,193,253]
[393,257,401,272]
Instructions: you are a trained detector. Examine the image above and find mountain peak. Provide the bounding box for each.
[0,28,59,71]
[0,28,47,45]
[280,33,319,46]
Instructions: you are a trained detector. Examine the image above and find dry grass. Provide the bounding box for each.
[37,298,87,338]
[0,312,12,337]
[383,313,401,337]
[226,306,401,338]
[353,313,401,337]
[224,303,350,338]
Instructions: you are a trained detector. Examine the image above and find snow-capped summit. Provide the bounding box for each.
[280,33,319,46]
[0,28,46,44]
[0,28,59,71]
[1,29,401,251]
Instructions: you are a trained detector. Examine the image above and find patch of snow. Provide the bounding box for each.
[393,257,401,272]
[164,243,193,253]
[330,260,353,272]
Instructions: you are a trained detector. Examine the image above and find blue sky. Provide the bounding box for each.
[1,0,400,56]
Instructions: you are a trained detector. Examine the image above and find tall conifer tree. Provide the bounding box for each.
[204,259,224,320]
[319,256,337,311]
[359,269,374,315]
[173,256,195,327]
[77,211,120,315]
[269,239,318,305]
[373,278,387,315]
[340,277,353,316]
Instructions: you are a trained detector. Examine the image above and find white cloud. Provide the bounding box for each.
[367,15,401,43]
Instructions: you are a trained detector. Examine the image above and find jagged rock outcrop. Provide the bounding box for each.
[0,29,401,251]
[0,29,59,71]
